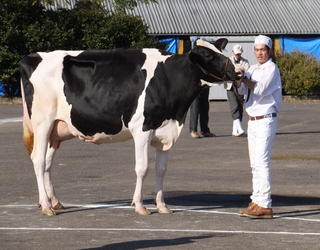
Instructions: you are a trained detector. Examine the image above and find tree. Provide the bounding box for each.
[112,0,156,14]
[43,0,157,14]
[275,51,320,96]
[66,0,161,49]
[0,0,50,96]
[0,0,161,97]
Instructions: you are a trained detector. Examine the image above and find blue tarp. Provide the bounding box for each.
[279,37,320,60]
[0,83,4,96]
[0,82,19,96]
[159,38,179,53]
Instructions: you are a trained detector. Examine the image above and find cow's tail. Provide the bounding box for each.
[21,78,34,156]
[23,120,34,156]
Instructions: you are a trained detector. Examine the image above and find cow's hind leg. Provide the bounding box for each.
[155,149,172,214]
[24,121,55,215]
[131,132,152,215]
[43,145,65,211]
[30,124,57,216]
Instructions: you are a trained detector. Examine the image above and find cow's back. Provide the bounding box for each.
[20,49,176,140]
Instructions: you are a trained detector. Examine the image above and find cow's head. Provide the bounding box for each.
[189,38,237,84]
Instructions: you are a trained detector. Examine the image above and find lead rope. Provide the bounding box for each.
[234,69,255,104]
[195,59,229,81]
[234,80,245,104]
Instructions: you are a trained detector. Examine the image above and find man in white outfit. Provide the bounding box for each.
[237,35,282,219]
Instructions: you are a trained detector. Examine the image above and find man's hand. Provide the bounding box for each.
[242,76,256,91]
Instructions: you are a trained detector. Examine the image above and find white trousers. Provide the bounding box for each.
[247,117,277,208]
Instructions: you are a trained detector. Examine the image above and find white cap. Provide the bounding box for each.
[255,35,272,48]
[233,44,243,54]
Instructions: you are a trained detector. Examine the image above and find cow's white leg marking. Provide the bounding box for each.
[131,131,152,215]
[31,122,56,216]
[155,149,172,214]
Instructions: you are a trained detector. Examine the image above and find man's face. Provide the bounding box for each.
[234,53,242,61]
[254,44,271,65]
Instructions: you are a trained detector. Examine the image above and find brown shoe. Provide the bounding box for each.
[242,205,273,219]
[238,202,258,216]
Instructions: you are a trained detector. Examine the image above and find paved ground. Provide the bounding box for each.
[0,100,320,250]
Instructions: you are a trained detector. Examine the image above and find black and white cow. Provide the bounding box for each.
[19,39,236,216]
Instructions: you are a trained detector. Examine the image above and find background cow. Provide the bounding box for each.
[19,39,236,216]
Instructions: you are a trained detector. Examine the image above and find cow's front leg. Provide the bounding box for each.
[155,149,172,214]
[131,132,151,215]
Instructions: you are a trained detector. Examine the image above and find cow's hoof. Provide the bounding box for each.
[158,206,173,214]
[42,208,57,216]
[136,207,151,216]
[53,203,65,210]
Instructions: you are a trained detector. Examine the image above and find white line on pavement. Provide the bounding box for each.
[0,116,23,124]
[0,227,319,236]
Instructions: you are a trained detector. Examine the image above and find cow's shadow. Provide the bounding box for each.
[162,191,320,218]
[164,190,320,207]
[79,234,225,250]
[58,191,320,218]
[276,131,320,135]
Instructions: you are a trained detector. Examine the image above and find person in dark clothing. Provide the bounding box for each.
[189,86,215,138]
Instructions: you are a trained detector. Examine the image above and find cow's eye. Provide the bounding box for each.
[204,54,213,61]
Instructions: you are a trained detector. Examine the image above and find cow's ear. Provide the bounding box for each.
[214,38,228,52]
